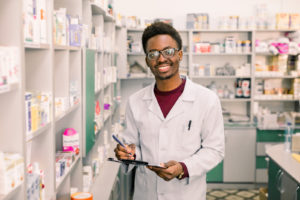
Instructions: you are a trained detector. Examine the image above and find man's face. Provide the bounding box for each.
[145,34,182,80]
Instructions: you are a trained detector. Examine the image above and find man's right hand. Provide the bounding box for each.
[114,144,136,160]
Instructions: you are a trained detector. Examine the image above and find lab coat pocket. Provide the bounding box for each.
[181,121,201,152]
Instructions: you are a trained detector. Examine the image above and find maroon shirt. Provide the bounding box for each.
[154,79,189,179]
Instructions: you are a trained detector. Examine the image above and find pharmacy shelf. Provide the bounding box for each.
[255,75,298,79]
[91,3,106,15]
[69,46,81,51]
[90,3,114,22]
[0,182,23,200]
[255,52,296,56]
[54,44,69,51]
[24,43,50,49]
[56,156,80,190]
[191,76,251,79]
[257,125,300,130]
[26,121,51,142]
[191,29,253,32]
[220,98,251,102]
[119,76,154,80]
[0,82,19,94]
[254,98,298,102]
[55,103,80,122]
[192,53,252,56]
[255,29,297,32]
[89,144,120,199]
[127,52,144,56]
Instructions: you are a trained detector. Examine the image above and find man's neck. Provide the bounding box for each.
[155,74,182,92]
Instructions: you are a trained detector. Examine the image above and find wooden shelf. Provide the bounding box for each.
[56,156,80,190]
[26,121,51,142]
[0,82,19,94]
[0,181,23,200]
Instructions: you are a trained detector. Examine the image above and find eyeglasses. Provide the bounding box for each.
[146,48,179,61]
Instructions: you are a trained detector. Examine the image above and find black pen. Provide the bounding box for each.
[188,120,192,131]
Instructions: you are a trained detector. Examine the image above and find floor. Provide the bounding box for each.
[206,189,260,200]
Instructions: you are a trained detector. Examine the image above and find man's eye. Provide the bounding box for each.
[149,52,158,58]
[165,49,174,55]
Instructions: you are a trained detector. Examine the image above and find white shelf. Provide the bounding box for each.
[24,43,50,50]
[220,98,251,102]
[127,52,144,56]
[89,145,120,199]
[26,121,51,142]
[255,75,298,79]
[56,156,80,190]
[55,103,80,122]
[192,29,253,32]
[0,82,19,94]
[69,46,81,51]
[192,75,251,79]
[256,52,297,56]
[255,29,297,32]
[0,181,23,200]
[90,3,114,22]
[193,52,253,56]
[119,76,154,80]
[254,98,298,102]
[54,44,69,50]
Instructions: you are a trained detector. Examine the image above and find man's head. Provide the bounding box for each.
[142,22,183,81]
[142,22,182,53]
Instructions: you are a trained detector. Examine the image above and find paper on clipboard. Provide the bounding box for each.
[107,158,167,169]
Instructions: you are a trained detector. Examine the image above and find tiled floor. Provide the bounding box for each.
[206,189,260,200]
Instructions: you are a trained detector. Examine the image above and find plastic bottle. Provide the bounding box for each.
[285,122,293,152]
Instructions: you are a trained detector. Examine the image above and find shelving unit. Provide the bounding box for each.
[1,0,122,199]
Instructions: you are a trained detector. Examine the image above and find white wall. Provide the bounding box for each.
[115,0,300,29]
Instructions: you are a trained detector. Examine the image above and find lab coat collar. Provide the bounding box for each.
[142,76,196,121]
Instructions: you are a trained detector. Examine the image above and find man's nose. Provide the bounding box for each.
[157,52,166,62]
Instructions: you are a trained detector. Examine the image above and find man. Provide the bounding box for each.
[114,22,224,200]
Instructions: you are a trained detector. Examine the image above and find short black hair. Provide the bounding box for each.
[142,22,182,53]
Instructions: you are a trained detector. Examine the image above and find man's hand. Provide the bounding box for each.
[147,160,183,181]
[114,144,136,160]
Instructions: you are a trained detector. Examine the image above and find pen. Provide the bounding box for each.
[112,134,132,155]
[188,120,192,131]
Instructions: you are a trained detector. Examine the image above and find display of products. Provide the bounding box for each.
[25,91,52,134]
[235,78,251,98]
[23,0,47,44]
[0,152,24,195]
[0,46,19,88]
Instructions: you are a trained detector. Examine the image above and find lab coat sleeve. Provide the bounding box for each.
[120,99,141,174]
[182,96,225,178]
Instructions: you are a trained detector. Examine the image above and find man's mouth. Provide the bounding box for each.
[157,63,171,73]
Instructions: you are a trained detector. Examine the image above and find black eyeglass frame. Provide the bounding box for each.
[146,48,180,61]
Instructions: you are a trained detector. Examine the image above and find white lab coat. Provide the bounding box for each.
[122,76,224,200]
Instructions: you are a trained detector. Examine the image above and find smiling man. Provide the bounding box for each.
[114,22,225,200]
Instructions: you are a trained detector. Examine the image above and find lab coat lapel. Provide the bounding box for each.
[143,82,164,121]
[165,77,196,122]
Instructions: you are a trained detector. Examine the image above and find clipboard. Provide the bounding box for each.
[107,157,167,169]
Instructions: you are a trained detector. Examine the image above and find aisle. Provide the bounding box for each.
[206,189,260,200]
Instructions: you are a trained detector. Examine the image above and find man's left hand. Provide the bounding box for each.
[147,160,183,181]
